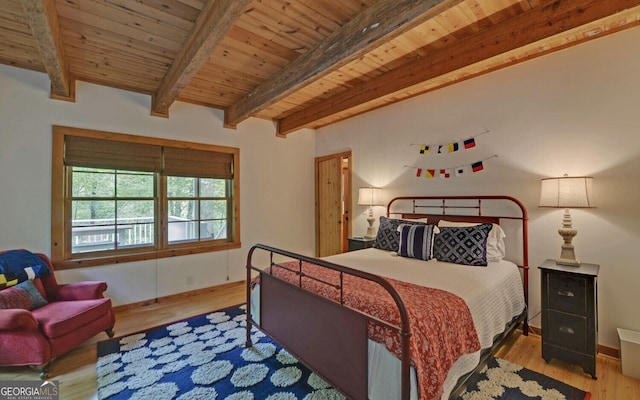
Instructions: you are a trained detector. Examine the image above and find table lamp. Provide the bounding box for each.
[539,175,595,266]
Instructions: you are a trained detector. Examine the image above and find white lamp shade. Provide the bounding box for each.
[539,176,595,208]
[357,187,384,206]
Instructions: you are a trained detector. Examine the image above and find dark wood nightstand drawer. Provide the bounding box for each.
[547,310,588,353]
[348,237,375,251]
[548,273,588,314]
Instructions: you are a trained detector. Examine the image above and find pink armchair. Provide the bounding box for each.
[0,251,115,378]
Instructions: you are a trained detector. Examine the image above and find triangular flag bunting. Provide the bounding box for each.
[414,129,488,155]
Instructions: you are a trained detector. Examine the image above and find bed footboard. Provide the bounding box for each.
[246,244,412,400]
[260,272,368,398]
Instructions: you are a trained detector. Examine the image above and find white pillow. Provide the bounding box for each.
[399,217,429,223]
[437,220,506,262]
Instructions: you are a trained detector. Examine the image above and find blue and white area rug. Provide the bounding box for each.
[458,357,591,400]
[96,305,345,400]
[97,304,590,400]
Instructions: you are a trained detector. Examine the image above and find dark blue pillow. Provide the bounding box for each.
[373,216,428,252]
[433,223,493,266]
[397,224,436,261]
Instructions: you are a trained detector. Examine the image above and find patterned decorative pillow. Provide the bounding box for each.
[16,279,49,309]
[433,223,493,266]
[397,224,436,261]
[373,216,429,252]
[0,286,31,310]
[0,280,49,310]
[438,220,506,262]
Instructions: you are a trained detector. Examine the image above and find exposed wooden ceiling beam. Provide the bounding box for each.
[277,0,640,136]
[224,0,463,128]
[21,0,73,100]
[151,0,252,117]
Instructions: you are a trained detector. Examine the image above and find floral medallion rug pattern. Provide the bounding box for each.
[96,305,345,400]
[458,357,591,400]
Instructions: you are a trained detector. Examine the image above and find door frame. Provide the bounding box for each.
[315,151,352,256]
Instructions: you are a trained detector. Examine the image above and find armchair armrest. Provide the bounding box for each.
[54,281,108,301]
[0,309,39,331]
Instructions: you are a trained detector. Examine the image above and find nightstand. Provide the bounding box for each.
[348,237,375,251]
[539,259,599,379]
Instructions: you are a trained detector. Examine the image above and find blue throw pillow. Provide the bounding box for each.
[397,224,436,261]
[433,223,493,266]
[373,216,428,252]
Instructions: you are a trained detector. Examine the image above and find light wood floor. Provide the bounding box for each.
[1,281,638,400]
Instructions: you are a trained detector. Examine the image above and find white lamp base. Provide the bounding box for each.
[364,215,376,239]
[364,208,376,239]
[556,209,580,266]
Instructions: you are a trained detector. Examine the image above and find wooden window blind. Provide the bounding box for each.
[64,136,162,172]
[64,136,234,178]
[163,147,233,179]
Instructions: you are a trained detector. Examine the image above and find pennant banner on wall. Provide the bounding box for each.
[407,155,497,179]
[414,128,488,155]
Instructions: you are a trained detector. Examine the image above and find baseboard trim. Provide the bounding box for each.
[528,323,620,359]
[112,280,246,313]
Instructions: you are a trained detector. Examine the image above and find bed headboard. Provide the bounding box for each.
[387,195,529,305]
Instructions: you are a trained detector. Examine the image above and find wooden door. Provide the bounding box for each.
[316,152,351,257]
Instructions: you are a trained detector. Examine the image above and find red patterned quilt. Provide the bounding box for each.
[262,261,481,400]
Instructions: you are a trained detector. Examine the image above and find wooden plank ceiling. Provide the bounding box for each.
[1,0,639,136]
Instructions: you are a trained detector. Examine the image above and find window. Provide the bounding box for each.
[166,176,231,244]
[51,126,240,269]
[71,168,155,253]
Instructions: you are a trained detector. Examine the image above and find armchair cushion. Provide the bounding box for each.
[32,298,113,339]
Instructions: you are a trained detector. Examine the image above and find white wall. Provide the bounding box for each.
[316,27,640,349]
[0,64,316,307]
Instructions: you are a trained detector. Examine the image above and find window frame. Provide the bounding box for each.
[51,125,241,269]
